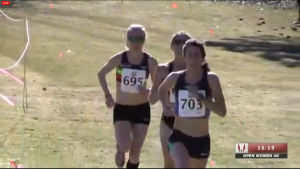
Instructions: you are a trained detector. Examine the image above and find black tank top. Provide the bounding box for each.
[116,51,150,82]
[167,62,176,102]
[174,71,211,118]
[168,62,173,73]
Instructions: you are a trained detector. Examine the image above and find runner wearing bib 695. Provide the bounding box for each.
[158,39,227,168]
[149,31,191,168]
[98,24,158,168]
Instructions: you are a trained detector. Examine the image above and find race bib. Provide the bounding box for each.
[178,90,206,117]
[121,68,146,93]
[169,88,175,103]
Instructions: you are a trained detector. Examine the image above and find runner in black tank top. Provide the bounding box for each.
[158,39,226,168]
[149,31,191,168]
[161,62,175,129]
[98,24,158,168]
[114,51,151,124]
[116,51,150,85]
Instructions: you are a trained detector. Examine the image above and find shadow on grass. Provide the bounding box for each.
[206,35,300,67]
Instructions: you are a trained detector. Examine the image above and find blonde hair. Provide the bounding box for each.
[125,24,147,49]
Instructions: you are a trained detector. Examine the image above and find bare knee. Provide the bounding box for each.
[115,122,132,153]
[161,141,174,168]
[174,160,189,168]
[159,120,172,139]
[190,158,208,168]
[129,137,145,163]
[170,143,189,168]
[129,125,149,163]
[164,158,174,168]
[172,154,189,168]
[118,140,131,153]
[160,121,174,167]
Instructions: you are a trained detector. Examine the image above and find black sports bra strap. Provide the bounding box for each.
[142,52,149,65]
[175,71,185,88]
[168,62,174,73]
[202,71,211,96]
[201,71,207,82]
[121,51,128,63]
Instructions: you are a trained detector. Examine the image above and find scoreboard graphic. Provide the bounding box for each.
[235,143,288,159]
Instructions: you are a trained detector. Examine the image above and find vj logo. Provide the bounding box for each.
[235,143,249,153]
[238,144,246,152]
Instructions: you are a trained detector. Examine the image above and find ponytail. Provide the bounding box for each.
[202,61,210,72]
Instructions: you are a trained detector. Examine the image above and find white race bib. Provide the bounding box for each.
[121,68,146,93]
[169,89,175,103]
[178,90,206,117]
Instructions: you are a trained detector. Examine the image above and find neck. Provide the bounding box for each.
[186,67,203,77]
[173,54,185,65]
[128,50,143,58]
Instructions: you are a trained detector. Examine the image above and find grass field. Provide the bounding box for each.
[0,1,300,168]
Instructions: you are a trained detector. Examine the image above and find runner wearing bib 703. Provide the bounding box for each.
[173,71,210,118]
[177,90,206,117]
[158,39,227,168]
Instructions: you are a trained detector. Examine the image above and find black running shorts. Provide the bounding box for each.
[113,102,151,125]
[161,115,175,129]
[168,129,210,159]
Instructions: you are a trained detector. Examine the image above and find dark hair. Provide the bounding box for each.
[170,31,192,49]
[183,39,210,72]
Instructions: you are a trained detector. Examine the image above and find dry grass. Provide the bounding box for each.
[0,1,299,168]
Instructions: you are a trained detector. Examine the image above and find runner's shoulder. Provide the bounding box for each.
[207,71,220,84]
[107,51,124,64]
[143,52,155,60]
[156,62,171,74]
[207,71,218,79]
[168,70,185,79]
[111,51,125,60]
[144,52,158,66]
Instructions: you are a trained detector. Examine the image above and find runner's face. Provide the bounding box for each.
[184,46,204,69]
[171,35,190,55]
[127,29,145,51]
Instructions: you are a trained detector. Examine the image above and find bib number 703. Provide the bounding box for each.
[123,76,143,86]
[181,98,202,110]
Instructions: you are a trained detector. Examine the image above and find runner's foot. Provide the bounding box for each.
[115,144,125,168]
[293,20,300,25]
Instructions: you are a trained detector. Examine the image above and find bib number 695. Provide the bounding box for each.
[123,76,143,86]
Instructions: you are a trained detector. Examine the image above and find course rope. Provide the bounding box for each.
[0,10,29,113]
[0,10,30,71]
[0,11,29,166]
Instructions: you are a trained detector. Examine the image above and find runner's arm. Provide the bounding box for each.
[98,54,121,96]
[149,65,166,105]
[202,72,227,117]
[148,57,158,84]
[158,72,178,108]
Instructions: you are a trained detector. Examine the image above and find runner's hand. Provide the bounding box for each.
[163,109,174,116]
[162,104,174,116]
[187,85,199,98]
[162,102,174,116]
[105,95,115,108]
[136,86,150,95]
[136,82,150,95]
[188,85,205,101]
